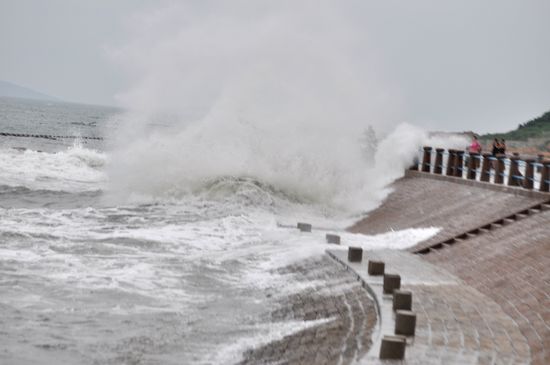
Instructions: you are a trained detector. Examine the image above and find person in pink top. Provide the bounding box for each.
[468,135,482,169]
[469,135,482,154]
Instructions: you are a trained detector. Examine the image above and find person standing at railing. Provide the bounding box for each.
[491,138,500,156]
[468,135,482,169]
[469,135,482,154]
[499,139,507,155]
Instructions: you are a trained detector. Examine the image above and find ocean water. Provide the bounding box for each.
[0,97,437,364]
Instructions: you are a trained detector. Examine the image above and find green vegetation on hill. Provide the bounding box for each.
[482,110,550,141]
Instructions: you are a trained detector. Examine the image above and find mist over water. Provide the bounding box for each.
[0,4,470,364]
[105,1,421,212]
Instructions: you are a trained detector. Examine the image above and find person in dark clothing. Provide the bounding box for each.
[491,138,499,156]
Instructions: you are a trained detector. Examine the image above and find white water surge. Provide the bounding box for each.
[0,3,465,364]
[0,129,441,364]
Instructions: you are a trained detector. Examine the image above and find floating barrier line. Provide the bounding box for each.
[0,132,103,140]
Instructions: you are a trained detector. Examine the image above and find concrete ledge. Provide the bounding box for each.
[405,169,550,199]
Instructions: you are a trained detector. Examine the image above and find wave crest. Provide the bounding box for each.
[0,144,107,193]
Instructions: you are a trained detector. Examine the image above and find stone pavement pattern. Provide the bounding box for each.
[423,209,550,365]
[349,174,549,364]
[329,249,530,365]
[349,175,547,252]
[239,256,377,365]
[240,174,549,364]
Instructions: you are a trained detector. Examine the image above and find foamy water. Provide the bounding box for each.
[0,97,446,364]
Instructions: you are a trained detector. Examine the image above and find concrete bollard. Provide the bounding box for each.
[379,335,406,359]
[480,153,492,182]
[393,290,412,311]
[395,310,417,336]
[348,247,363,262]
[494,154,505,184]
[524,158,535,190]
[325,234,340,244]
[507,156,521,187]
[368,260,385,275]
[383,273,401,294]
[454,151,464,177]
[297,222,312,232]
[421,146,432,173]
[434,148,444,174]
[467,153,479,180]
[446,149,456,176]
[540,160,550,193]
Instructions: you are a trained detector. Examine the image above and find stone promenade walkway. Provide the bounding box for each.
[328,249,531,364]
[241,172,549,364]
[348,172,549,363]
[423,209,550,365]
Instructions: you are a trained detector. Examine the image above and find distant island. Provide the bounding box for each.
[0,80,60,102]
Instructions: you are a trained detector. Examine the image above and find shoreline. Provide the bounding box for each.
[238,256,377,365]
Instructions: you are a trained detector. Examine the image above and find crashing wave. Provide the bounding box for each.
[0,144,107,193]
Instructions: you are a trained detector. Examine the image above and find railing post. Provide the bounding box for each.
[434,148,444,174]
[537,154,544,173]
[480,153,492,182]
[467,153,479,180]
[454,151,464,178]
[494,154,505,184]
[421,146,432,173]
[446,149,456,176]
[524,158,535,190]
[540,160,550,192]
[507,156,521,187]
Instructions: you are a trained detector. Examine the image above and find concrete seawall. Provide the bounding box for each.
[344,170,549,364]
[240,161,548,364]
[350,170,549,253]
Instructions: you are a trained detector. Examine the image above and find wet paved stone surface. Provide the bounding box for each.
[347,174,549,364]
[329,249,531,364]
[349,175,547,252]
[241,174,549,364]
[239,256,377,365]
[423,209,550,365]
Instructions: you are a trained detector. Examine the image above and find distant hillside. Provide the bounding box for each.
[0,80,59,101]
[482,110,550,141]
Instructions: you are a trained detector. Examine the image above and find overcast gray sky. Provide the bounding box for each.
[1,0,549,133]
